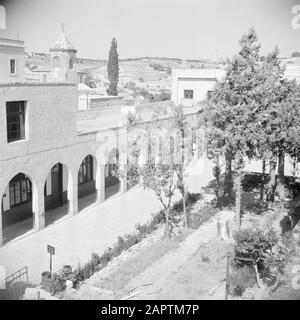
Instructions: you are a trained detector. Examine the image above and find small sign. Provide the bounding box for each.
[47,245,55,255]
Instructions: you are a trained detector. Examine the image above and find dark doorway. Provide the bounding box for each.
[50,163,63,209]
[1,173,34,244]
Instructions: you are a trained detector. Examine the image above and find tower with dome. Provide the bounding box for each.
[49,24,77,83]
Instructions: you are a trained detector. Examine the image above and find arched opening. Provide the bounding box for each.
[1,173,33,244]
[53,56,61,69]
[44,163,69,226]
[0,5,6,30]
[105,148,120,199]
[78,155,97,211]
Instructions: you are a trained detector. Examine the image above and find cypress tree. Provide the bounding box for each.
[107,38,119,96]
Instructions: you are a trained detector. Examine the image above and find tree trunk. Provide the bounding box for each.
[277,149,285,186]
[181,129,188,228]
[183,190,188,228]
[267,157,277,202]
[293,158,296,178]
[216,175,220,202]
[260,160,266,201]
[235,169,242,232]
[224,150,233,201]
[165,207,170,238]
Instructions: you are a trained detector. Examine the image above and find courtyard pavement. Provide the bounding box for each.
[0,157,214,284]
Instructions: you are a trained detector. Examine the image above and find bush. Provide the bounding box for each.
[233,228,278,268]
[228,266,257,296]
[42,272,66,295]
[123,233,140,250]
[233,228,294,283]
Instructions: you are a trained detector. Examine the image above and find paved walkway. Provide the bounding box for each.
[0,157,214,284]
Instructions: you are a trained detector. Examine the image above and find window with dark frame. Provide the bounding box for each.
[10,59,16,74]
[78,155,93,184]
[184,89,194,99]
[9,173,32,207]
[6,101,26,143]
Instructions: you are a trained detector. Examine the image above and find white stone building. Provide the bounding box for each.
[171,68,225,107]
[0,6,129,247]
[0,3,201,248]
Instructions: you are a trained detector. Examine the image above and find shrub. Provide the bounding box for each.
[135,223,149,236]
[233,228,295,284]
[123,233,140,250]
[233,228,278,268]
[42,272,67,295]
[90,253,101,266]
[228,266,257,296]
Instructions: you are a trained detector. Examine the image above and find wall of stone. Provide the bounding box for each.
[0,83,78,159]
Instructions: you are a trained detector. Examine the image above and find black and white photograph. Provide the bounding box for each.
[0,0,300,306]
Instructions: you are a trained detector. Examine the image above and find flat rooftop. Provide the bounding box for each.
[76,104,198,135]
[172,68,226,80]
[0,82,76,87]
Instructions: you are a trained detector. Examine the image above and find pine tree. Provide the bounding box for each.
[107,38,119,96]
[204,28,262,206]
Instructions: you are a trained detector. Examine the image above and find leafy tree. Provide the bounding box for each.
[141,162,177,237]
[255,48,299,201]
[204,27,300,224]
[107,38,119,96]
[204,28,262,209]
[291,51,300,58]
[172,105,189,228]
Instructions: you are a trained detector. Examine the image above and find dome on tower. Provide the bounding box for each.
[50,32,77,53]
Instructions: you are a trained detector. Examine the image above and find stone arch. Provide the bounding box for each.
[77,154,97,211]
[1,172,36,244]
[0,5,6,30]
[105,147,121,199]
[43,162,71,226]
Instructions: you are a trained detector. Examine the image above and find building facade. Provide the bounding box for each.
[0,3,203,247]
[171,68,225,107]
[0,4,130,246]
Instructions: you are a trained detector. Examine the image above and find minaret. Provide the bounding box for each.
[49,24,77,83]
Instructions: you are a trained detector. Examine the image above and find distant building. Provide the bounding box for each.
[0,37,25,83]
[171,68,225,107]
[283,58,300,83]
[49,29,78,83]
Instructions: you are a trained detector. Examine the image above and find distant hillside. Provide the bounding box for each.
[26,52,213,65]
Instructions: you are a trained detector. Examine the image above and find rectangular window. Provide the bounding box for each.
[78,155,93,184]
[184,89,193,99]
[6,101,26,143]
[10,59,16,75]
[9,173,32,207]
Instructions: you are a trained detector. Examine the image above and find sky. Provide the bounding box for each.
[2,0,300,60]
